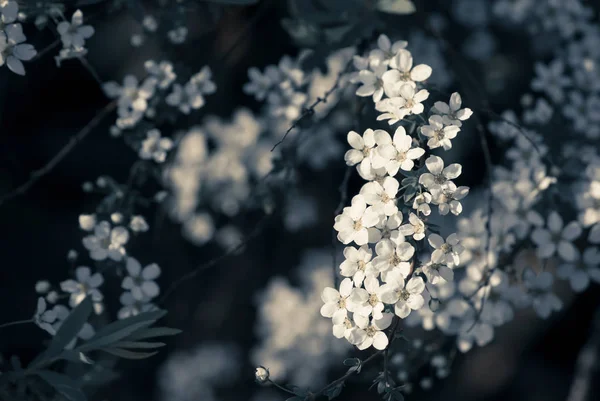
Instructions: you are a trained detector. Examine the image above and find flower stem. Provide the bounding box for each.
[0,319,33,329]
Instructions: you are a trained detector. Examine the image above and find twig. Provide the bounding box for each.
[0,100,118,207]
[331,166,353,287]
[158,213,271,304]
[78,56,104,87]
[271,59,353,152]
[0,319,33,330]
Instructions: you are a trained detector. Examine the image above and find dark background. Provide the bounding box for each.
[1,1,600,400]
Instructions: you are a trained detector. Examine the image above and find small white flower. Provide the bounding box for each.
[422,261,454,284]
[130,215,149,232]
[348,313,394,350]
[117,291,155,319]
[412,192,432,216]
[531,212,582,262]
[351,276,386,319]
[344,129,376,176]
[387,49,432,85]
[523,269,562,319]
[334,195,380,245]
[355,64,388,102]
[144,60,176,89]
[380,273,425,319]
[371,126,425,176]
[79,214,96,231]
[368,34,408,66]
[399,212,426,241]
[420,115,461,150]
[433,92,473,127]
[122,257,161,301]
[60,266,104,313]
[360,177,400,216]
[56,10,94,51]
[0,24,37,75]
[418,155,462,191]
[82,221,129,261]
[33,297,57,335]
[139,129,173,163]
[321,278,356,320]
[430,182,469,215]
[340,245,373,286]
[428,233,464,267]
[372,240,415,278]
[556,247,600,292]
[368,212,405,245]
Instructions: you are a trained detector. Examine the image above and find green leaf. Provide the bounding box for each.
[111,341,166,349]
[125,327,182,341]
[376,0,416,15]
[36,370,86,401]
[100,348,159,360]
[32,297,93,367]
[343,358,360,367]
[76,310,167,352]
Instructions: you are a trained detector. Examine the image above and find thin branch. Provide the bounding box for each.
[0,100,117,207]
[158,214,271,304]
[331,166,353,287]
[271,59,353,152]
[0,319,33,329]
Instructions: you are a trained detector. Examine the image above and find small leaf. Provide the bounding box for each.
[324,381,344,400]
[111,341,166,349]
[32,297,93,367]
[76,310,167,352]
[101,348,159,360]
[376,0,416,15]
[125,327,182,341]
[36,370,86,401]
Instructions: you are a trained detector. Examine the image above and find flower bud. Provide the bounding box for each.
[255,366,269,383]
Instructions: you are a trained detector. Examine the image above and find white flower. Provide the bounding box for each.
[334,195,380,245]
[387,49,432,85]
[79,214,96,231]
[321,278,355,319]
[139,129,173,163]
[33,297,57,335]
[372,240,415,278]
[368,212,404,245]
[412,192,432,216]
[117,291,155,319]
[340,245,373,286]
[531,212,582,262]
[429,182,469,215]
[332,312,357,342]
[60,266,104,313]
[349,313,394,350]
[371,126,425,176]
[523,269,562,319]
[130,215,149,232]
[103,75,157,128]
[360,177,400,216]
[399,212,426,241]
[428,233,464,267]
[380,273,425,319]
[556,247,600,292]
[56,10,94,50]
[355,64,388,102]
[166,82,206,114]
[122,257,161,301]
[243,65,280,101]
[531,59,571,103]
[82,221,129,261]
[144,60,176,89]
[418,155,462,191]
[368,34,408,66]
[422,261,454,284]
[420,115,461,150]
[433,92,473,127]
[351,276,386,319]
[0,25,37,75]
[384,83,429,118]
[344,129,376,176]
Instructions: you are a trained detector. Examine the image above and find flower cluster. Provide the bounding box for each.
[55,9,94,63]
[0,1,37,75]
[323,37,472,351]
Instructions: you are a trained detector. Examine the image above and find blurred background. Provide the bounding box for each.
[1,0,600,400]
